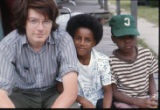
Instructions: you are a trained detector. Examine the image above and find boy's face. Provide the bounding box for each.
[112,35,136,53]
[73,27,96,58]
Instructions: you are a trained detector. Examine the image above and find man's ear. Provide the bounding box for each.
[111,36,116,43]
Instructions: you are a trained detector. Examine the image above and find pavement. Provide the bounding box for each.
[57,0,159,105]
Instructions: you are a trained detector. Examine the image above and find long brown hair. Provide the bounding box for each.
[12,0,59,35]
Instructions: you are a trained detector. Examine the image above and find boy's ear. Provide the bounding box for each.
[92,39,97,47]
[111,36,116,43]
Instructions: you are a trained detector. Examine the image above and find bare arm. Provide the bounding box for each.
[149,74,157,95]
[112,83,135,105]
[0,89,15,108]
[103,84,112,108]
[148,74,158,108]
[112,83,157,108]
[51,71,78,108]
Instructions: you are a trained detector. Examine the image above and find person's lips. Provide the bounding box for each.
[125,45,132,49]
[126,46,131,49]
[77,47,86,51]
[35,34,44,38]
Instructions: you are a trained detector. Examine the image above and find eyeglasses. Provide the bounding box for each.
[27,17,52,27]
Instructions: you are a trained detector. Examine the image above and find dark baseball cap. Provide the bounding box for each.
[109,14,140,37]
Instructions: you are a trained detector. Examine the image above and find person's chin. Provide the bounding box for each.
[35,38,46,43]
[77,52,86,57]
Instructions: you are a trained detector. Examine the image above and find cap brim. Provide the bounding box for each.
[112,28,140,37]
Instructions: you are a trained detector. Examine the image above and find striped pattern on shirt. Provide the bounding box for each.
[0,29,78,94]
[110,46,158,98]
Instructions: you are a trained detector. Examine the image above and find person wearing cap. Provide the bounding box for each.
[109,14,158,108]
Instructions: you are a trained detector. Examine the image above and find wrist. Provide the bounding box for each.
[131,98,139,106]
[149,94,158,104]
[80,98,88,105]
[150,93,157,97]
[77,96,85,105]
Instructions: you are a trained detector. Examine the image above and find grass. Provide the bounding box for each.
[138,6,158,25]
[108,0,158,25]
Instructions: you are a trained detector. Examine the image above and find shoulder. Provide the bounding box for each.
[0,30,21,51]
[92,48,109,68]
[52,29,73,43]
[109,50,118,61]
[137,46,152,55]
[92,49,110,70]
[92,48,109,61]
[0,30,20,43]
[137,46,157,62]
[109,50,122,66]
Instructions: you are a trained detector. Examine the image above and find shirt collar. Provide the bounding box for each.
[47,33,55,45]
[21,34,28,46]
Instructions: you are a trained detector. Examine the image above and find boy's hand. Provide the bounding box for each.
[150,94,158,108]
[81,99,95,108]
[135,98,158,108]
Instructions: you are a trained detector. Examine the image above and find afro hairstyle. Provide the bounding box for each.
[66,14,103,45]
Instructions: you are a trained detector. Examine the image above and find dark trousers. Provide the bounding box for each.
[9,87,59,108]
[96,98,116,108]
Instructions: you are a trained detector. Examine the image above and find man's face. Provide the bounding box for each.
[112,35,136,53]
[25,8,52,46]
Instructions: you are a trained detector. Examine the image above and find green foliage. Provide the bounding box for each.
[148,0,159,7]
[108,0,158,25]
[138,6,158,25]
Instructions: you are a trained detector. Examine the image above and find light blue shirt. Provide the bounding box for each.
[0,29,78,95]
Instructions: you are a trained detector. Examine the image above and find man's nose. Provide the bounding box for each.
[37,22,44,30]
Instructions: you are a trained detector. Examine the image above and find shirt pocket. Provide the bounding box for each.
[15,60,35,85]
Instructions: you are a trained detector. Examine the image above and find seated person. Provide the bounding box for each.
[57,14,112,108]
[109,14,158,108]
[0,0,78,108]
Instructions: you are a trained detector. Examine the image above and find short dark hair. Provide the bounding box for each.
[66,14,103,45]
[12,0,59,35]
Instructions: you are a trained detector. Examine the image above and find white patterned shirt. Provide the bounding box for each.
[77,48,111,106]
